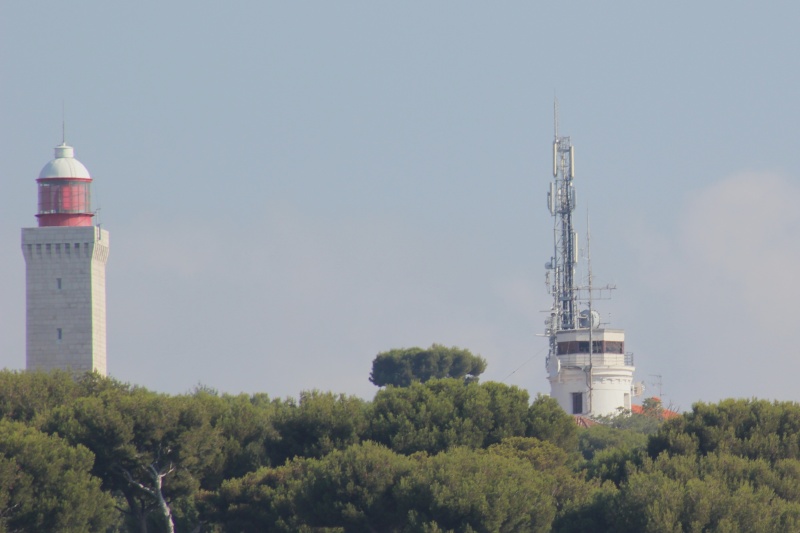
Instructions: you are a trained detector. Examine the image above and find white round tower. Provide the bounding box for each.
[546,328,634,416]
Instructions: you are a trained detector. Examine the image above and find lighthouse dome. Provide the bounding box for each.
[38,143,91,179]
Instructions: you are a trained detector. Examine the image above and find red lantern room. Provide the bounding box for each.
[36,143,94,227]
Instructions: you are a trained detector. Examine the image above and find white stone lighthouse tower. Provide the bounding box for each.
[21,142,109,375]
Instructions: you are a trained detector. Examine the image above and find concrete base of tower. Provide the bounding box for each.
[548,365,634,417]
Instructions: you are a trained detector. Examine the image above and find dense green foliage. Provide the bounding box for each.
[369,344,487,387]
[0,419,117,532]
[1,369,800,532]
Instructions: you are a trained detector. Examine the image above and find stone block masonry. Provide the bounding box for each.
[22,225,109,375]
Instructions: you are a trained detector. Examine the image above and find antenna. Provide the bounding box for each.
[587,208,593,412]
[61,100,66,144]
[554,97,559,139]
[649,374,663,398]
[586,209,592,291]
[546,102,577,333]
[544,101,578,376]
[544,103,615,377]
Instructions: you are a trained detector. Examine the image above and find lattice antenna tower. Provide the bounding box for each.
[545,98,578,339]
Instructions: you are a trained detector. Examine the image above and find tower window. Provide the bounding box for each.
[56,278,62,290]
[571,392,583,414]
[57,328,63,342]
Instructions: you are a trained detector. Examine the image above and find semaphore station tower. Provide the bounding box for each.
[541,102,635,417]
[21,140,109,375]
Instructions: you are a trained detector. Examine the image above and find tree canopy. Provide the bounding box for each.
[369,344,487,387]
[1,368,799,532]
[0,419,117,532]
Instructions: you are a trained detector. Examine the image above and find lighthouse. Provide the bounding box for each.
[542,103,635,417]
[21,141,109,375]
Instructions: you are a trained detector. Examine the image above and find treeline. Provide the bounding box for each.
[1,370,800,532]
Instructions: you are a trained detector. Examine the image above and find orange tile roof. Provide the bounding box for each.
[631,399,680,420]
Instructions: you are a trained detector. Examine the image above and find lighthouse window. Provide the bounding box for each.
[38,181,90,214]
[56,278,62,290]
[57,328,62,342]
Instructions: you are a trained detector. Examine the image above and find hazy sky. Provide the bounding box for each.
[2,2,800,410]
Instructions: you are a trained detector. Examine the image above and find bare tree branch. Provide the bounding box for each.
[120,458,177,533]
[122,467,157,498]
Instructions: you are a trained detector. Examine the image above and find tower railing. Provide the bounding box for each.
[557,353,634,368]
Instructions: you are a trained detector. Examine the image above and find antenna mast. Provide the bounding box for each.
[586,211,593,412]
[546,99,578,333]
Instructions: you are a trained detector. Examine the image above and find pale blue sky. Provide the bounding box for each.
[2,2,800,409]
